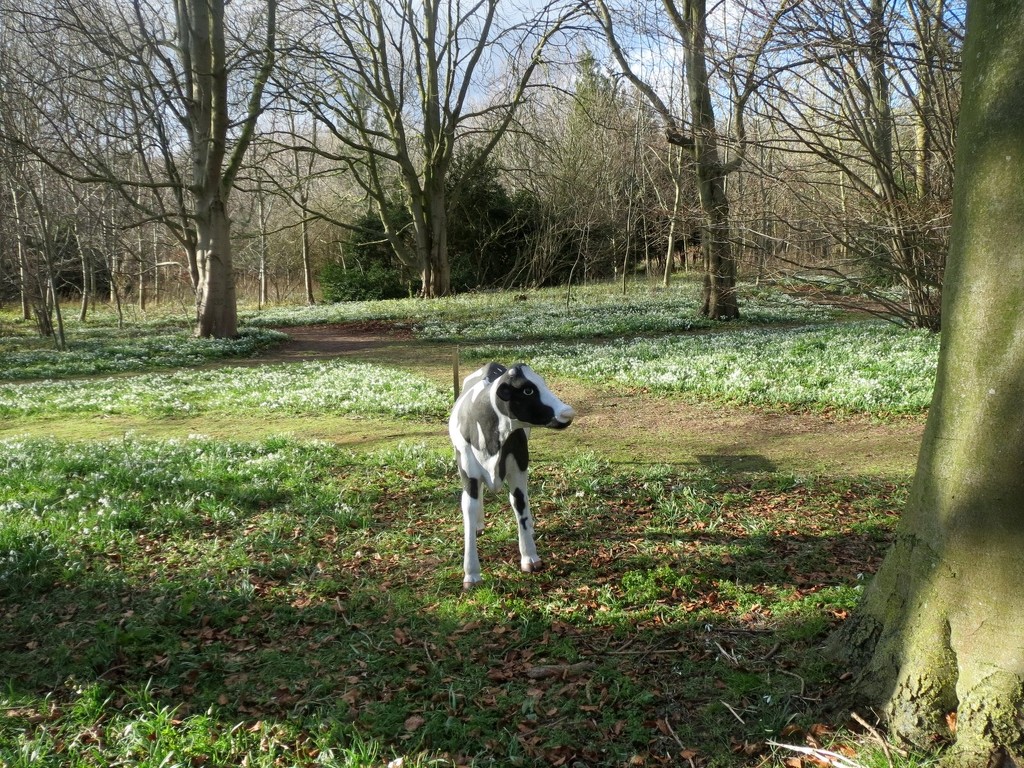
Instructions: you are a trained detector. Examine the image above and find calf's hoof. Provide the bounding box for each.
[521,558,544,573]
[463,578,484,591]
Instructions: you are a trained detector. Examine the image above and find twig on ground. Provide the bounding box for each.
[850,711,903,764]
[660,718,698,768]
[662,718,686,750]
[714,641,740,666]
[720,700,747,725]
[766,740,867,768]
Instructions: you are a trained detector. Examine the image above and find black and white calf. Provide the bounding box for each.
[448,363,576,589]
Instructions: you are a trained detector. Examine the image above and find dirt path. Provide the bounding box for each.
[260,321,416,361]
[0,321,920,474]
[260,322,924,476]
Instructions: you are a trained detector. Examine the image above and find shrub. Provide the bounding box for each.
[319,262,409,302]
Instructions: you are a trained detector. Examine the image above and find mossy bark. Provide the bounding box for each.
[830,1,1024,764]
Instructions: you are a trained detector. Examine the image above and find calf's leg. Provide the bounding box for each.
[506,465,541,572]
[461,475,484,588]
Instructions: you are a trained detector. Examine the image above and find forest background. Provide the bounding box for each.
[0,0,962,337]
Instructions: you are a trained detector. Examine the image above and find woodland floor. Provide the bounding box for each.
[254,322,925,478]
[0,320,928,767]
[0,321,924,478]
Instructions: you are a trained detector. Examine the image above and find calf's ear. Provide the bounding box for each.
[496,382,513,401]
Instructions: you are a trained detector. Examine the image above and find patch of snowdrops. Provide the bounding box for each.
[470,321,939,415]
[0,361,449,419]
[0,328,286,381]
[244,280,835,342]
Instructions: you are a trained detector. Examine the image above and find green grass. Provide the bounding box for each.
[0,281,938,765]
[0,322,935,422]
[240,279,836,340]
[3,279,831,382]
[1,435,909,767]
[0,323,286,381]
[2,281,936,417]
[0,361,449,419]
[465,321,939,416]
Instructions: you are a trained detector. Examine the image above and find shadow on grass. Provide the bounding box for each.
[696,453,778,473]
[0,435,905,765]
[0,522,894,765]
[1,569,850,766]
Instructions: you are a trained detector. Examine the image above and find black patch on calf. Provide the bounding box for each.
[457,387,501,456]
[458,468,479,499]
[498,428,529,481]
[498,366,557,426]
[512,487,528,529]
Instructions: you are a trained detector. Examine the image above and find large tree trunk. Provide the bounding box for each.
[194,198,238,338]
[676,0,739,320]
[187,0,235,338]
[831,1,1024,764]
[427,191,450,297]
[698,190,738,320]
[412,181,451,297]
[180,0,274,337]
[595,0,747,318]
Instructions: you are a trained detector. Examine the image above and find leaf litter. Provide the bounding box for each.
[0,437,907,766]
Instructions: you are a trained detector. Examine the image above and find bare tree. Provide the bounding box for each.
[5,160,84,347]
[279,0,574,297]
[755,0,963,328]
[503,53,644,286]
[257,108,320,306]
[0,42,77,345]
[591,0,791,319]
[3,0,277,338]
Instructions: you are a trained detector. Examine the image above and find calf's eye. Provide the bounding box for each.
[523,386,536,396]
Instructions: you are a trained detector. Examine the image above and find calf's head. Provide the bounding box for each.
[492,364,575,429]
